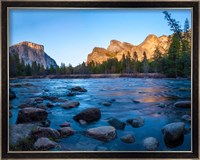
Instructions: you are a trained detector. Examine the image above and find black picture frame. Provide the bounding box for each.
[1,1,199,159]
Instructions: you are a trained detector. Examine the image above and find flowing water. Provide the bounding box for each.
[9,78,191,151]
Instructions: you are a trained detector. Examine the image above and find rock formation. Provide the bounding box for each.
[9,41,57,68]
[87,34,172,64]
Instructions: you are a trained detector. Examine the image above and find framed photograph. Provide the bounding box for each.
[1,0,199,159]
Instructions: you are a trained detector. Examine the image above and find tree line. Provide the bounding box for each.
[9,11,191,78]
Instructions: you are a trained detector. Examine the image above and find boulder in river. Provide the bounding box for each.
[34,137,58,150]
[127,117,145,128]
[58,127,75,137]
[69,86,87,92]
[73,108,101,123]
[174,101,191,108]
[143,137,159,151]
[31,126,60,139]
[86,126,116,142]
[67,92,76,97]
[9,89,16,100]
[108,118,125,130]
[36,104,48,110]
[60,101,80,109]
[9,123,37,146]
[162,122,185,147]
[16,108,48,124]
[120,134,135,143]
[181,114,191,122]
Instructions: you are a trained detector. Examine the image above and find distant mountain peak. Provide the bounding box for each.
[87,34,173,64]
[9,41,57,69]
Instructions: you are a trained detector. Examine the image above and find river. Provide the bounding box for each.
[9,78,191,151]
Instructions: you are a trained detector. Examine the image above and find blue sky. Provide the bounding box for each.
[9,9,191,67]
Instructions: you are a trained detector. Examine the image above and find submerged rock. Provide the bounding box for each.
[9,89,16,100]
[102,102,112,106]
[69,86,87,92]
[16,108,48,124]
[58,127,74,137]
[60,122,70,127]
[86,126,116,142]
[36,104,48,110]
[174,101,191,108]
[34,97,44,103]
[60,101,80,109]
[41,96,67,103]
[46,102,54,108]
[120,134,135,143]
[143,137,159,151]
[162,122,185,148]
[67,92,76,97]
[31,127,60,139]
[18,103,33,109]
[73,108,101,123]
[34,137,58,150]
[108,118,125,130]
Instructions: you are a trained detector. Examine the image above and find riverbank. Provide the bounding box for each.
[10,73,168,79]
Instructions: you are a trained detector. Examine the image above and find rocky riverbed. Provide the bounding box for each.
[9,78,191,151]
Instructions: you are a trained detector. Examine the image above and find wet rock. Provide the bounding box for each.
[58,127,74,137]
[132,100,140,103]
[36,104,48,110]
[46,102,54,108]
[42,96,67,103]
[162,122,185,148]
[73,108,101,123]
[9,89,16,100]
[143,137,159,151]
[60,122,70,127]
[34,97,44,103]
[34,137,58,150]
[31,127,60,139]
[102,102,112,106]
[16,108,48,124]
[120,134,135,143]
[39,120,51,127]
[19,103,33,109]
[79,119,87,125]
[9,111,12,118]
[108,118,125,130]
[130,117,145,128]
[174,101,191,108]
[69,86,87,92]
[181,114,191,122]
[86,126,116,142]
[9,123,37,145]
[11,83,34,88]
[67,92,76,97]
[60,101,80,109]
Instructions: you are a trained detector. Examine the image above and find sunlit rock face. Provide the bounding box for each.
[87,34,172,64]
[9,41,57,69]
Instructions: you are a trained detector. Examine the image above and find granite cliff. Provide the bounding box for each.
[87,34,172,64]
[9,41,57,68]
